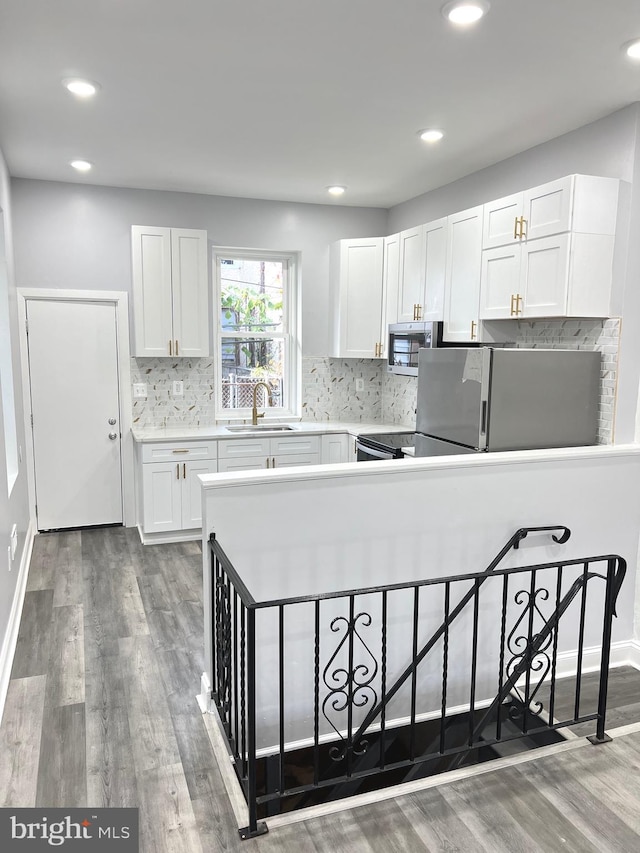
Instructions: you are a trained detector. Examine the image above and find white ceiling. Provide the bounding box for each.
[2,0,640,208]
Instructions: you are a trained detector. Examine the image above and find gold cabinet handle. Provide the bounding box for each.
[266,457,270,468]
[510,294,516,316]
[272,457,276,468]
[183,463,186,479]
[417,305,422,320]
[514,217,519,240]
[175,339,179,356]
[520,217,527,239]
[169,340,172,356]
[176,463,180,480]
[172,449,189,454]
[413,304,418,321]
[374,342,379,357]
[470,320,477,340]
[517,294,523,315]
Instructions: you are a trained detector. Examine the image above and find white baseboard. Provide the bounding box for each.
[136,524,201,546]
[0,523,35,725]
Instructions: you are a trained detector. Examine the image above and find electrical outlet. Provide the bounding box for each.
[133,383,148,398]
[355,378,364,392]
[172,380,184,396]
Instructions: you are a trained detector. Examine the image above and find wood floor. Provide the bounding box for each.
[1,526,640,851]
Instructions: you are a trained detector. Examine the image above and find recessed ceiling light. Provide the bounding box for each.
[70,160,93,172]
[442,1,489,25]
[625,39,640,60]
[327,186,346,196]
[62,78,100,98]
[419,129,444,143]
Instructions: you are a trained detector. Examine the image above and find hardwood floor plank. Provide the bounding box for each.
[52,531,83,607]
[137,573,184,652]
[350,798,432,853]
[395,786,493,852]
[86,700,139,809]
[26,531,59,592]
[136,762,203,853]
[35,703,87,807]
[0,675,47,807]
[119,635,183,774]
[10,589,54,679]
[47,603,85,707]
[187,766,247,853]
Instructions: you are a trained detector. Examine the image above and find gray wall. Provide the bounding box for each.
[10,181,387,356]
[0,145,31,686]
[388,104,640,444]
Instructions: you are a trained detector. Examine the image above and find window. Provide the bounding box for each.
[0,214,19,495]
[213,248,300,420]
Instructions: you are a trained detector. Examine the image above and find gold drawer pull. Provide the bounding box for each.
[172,449,189,454]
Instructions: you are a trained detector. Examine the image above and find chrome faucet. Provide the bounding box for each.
[251,381,273,425]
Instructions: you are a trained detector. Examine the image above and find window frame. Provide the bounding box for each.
[213,247,301,422]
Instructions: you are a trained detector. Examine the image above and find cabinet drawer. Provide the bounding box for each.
[217,437,272,459]
[141,440,216,463]
[270,435,321,456]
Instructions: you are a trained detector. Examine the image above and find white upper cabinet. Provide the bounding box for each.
[396,226,426,322]
[395,219,447,323]
[330,237,386,359]
[443,206,483,342]
[479,175,618,319]
[132,225,209,357]
[382,233,400,326]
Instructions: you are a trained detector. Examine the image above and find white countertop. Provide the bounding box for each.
[131,421,413,442]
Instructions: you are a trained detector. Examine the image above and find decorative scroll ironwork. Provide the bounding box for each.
[215,576,233,722]
[506,587,553,718]
[321,612,378,761]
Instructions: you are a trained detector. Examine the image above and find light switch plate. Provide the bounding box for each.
[133,383,148,398]
[172,380,184,396]
[355,378,364,392]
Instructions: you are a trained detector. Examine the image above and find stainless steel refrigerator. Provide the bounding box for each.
[414,347,600,457]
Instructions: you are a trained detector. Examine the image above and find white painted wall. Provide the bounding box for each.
[201,447,640,749]
[10,180,387,357]
[0,147,32,721]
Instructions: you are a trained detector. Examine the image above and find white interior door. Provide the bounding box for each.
[27,298,123,530]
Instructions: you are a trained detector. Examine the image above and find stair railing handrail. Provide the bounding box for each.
[350,525,571,748]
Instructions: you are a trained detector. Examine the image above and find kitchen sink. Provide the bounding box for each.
[225,424,296,433]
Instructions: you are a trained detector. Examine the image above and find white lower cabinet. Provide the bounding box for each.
[139,441,217,535]
[321,433,351,464]
[217,434,321,471]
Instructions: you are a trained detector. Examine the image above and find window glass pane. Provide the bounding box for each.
[221,337,284,410]
[220,258,284,333]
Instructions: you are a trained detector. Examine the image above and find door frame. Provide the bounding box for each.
[17,289,135,529]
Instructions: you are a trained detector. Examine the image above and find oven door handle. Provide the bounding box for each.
[356,442,395,460]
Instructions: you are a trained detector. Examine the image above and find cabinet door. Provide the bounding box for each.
[519,234,570,318]
[320,433,349,464]
[333,238,385,358]
[396,226,426,322]
[523,177,572,241]
[132,226,173,357]
[182,459,217,529]
[443,206,483,342]
[269,434,321,457]
[422,217,447,321]
[479,245,521,319]
[382,234,400,327]
[171,229,209,357]
[142,461,182,533]
[482,193,523,250]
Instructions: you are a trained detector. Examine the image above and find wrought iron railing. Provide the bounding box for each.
[208,528,626,839]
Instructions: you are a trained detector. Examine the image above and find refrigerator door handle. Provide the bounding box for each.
[481,400,488,436]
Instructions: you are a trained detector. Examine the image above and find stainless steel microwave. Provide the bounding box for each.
[387,321,442,376]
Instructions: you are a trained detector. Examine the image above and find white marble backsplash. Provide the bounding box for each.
[130,318,620,441]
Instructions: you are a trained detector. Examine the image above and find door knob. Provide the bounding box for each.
[108,418,116,425]
[108,432,118,440]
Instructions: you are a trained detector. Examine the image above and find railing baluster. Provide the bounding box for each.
[233,591,239,754]
[240,604,247,781]
[591,558,617,743]
[468,578,480,747]
[245,607,261,838]
[440,583,450,756]
[380,591,388,770]
[410,587,419,762]
[313,600,320,786]
[523,569,537,735]
[497,573,508,742]
[279,604,285,798]
[211,550,217,698]
[574,562,589,721]
[548,566,562,726]
[346,595,355,778]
